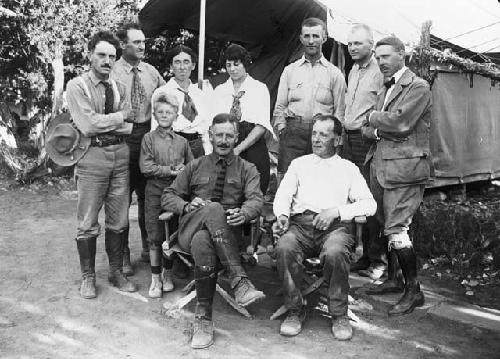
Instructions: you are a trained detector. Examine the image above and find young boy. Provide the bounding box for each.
[140,93,194,298]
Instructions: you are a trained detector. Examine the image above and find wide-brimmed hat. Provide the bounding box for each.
[45,113,90,166]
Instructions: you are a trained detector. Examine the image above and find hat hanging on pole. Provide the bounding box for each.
[45,113,90,166]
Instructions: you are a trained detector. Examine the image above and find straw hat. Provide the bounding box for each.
[45,113,90,166]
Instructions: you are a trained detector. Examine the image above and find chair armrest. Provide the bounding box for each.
[159,212,174,221]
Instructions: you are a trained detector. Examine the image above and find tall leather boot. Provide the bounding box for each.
[105,230,137,292]
[365,249,404,295]
[76,237,97,299]
[388,247,425,316]
[121,228,134,276]
[191,266,217,349]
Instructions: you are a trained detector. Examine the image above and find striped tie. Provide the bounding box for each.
[229,90,245,121]
[178,88,198,122]
[211,158,227,202]
[131,67,146,121]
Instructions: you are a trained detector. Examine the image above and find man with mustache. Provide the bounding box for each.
[111,23,166,274]
[66,31,138,298]
[162,113,265,349]
[362,36,432,315]
[274,17,346,177]
[344,24,386,279]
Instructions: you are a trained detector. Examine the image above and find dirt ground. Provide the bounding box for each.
[1,181,500,359]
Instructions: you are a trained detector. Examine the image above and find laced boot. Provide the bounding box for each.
[280,306,306,337]
[191,266,217,349]
[365,250,404,295]
[161,269,174,292]
[331,315,353,341]
[105,230,137,292]
[233,277,266,307]
[388,247,424,316]
[77,237,97,299]
[149,274,162,298]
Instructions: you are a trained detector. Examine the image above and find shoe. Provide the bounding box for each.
[80,274,96,299]
[108,269,137,292]
[191,317,214,349]
[279,308,306,337]
[122,250,134,276]
[149,274,163,298]
[388,286,425,316]
[234,278,266,307]
[358,265,386,280]
[350,257,370,272]
[162,269,174,292]
[141,248,150,262]
[331,316,353,341]
[365,278,404,295]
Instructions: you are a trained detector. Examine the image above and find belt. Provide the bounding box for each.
[175,131,201,141]
[286,116,315,124]
[133,121,151,129]
[90,135,124,147]
[345,129,361,135]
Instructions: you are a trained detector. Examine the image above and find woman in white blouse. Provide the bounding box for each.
[213,44,275,194]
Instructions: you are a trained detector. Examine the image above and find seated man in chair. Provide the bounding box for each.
[273,115,376,340]
[162,113,265,349]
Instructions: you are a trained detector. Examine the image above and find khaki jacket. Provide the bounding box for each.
[366,69,433,189]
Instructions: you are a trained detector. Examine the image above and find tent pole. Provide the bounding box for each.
[198,0,206,89]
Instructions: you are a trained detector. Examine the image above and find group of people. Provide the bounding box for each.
[47,15,432,350]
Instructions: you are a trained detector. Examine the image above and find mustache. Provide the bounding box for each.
[101,65,111,69]
[217,144,230,148]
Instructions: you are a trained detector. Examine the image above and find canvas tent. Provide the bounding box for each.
[139,0,500,187]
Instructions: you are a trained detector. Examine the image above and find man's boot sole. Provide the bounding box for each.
[191,338,214,349]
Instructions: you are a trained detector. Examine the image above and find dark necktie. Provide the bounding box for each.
[103,81,114,114]
[384,77,396,89]
[131,66,146,121]
[211,158,227,202]
[178,88,198,122]
[229,90,245,121]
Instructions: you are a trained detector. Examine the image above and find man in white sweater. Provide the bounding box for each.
[273,115,376,340]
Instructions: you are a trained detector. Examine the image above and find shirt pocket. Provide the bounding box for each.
[288,81,305,102]
[315,82,333,105]
[191,175,211,198]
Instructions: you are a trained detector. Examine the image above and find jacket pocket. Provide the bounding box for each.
[384,157,430,185]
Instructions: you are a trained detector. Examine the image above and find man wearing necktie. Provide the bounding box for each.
[112,23,166,273]
[151,45,213,158]
[66,31,138,298]
[162,114,265,349]
[362,36,433,316]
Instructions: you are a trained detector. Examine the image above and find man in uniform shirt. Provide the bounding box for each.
[273,17,346,175]
[151,45,213,158]
[112,23,166,272]
[362,36,432,316]
[344,24,386,278]
[66,31,138,298]
[273,115,376,340]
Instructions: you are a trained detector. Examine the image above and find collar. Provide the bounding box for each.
[222,74,253,93]
[312,153,339,164]
[155,126,174,138]
[209,151,236,165]
[298,54,329,67]
[168,77,195,91]
[355,55,377,70]
[392,66,408,84]
[88,70,109,87]
[117,57,145,73]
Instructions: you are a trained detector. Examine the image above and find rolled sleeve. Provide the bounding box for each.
[337,166,377,221]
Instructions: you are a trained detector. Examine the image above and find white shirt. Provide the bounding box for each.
[213,75,276,138]
[151,78,214,154]
[273,154,377,221]
[383,66,408,109]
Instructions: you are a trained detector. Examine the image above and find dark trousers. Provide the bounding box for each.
[276,212,354,316]
[237,121,270,194]
[145,178,175,250]
[175,132,205,159]
[125,123,150,249]
[342,131,385,267]
[278,118,313,174]
[178,202,247,287]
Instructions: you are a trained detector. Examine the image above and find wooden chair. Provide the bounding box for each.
[159,212,261,318]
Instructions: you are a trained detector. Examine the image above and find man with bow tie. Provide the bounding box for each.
[111,23,166,272]
[362,36,432,316]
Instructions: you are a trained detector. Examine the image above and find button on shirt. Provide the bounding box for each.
[344,56,384,130]
[110,58,166,124]
[151,78,214,153]
[274,55,347,126]
[66,71,132,137]
[162,153,263,221]
[213,75,276,138]
[139,127,193,178]
[273,154,376,221]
